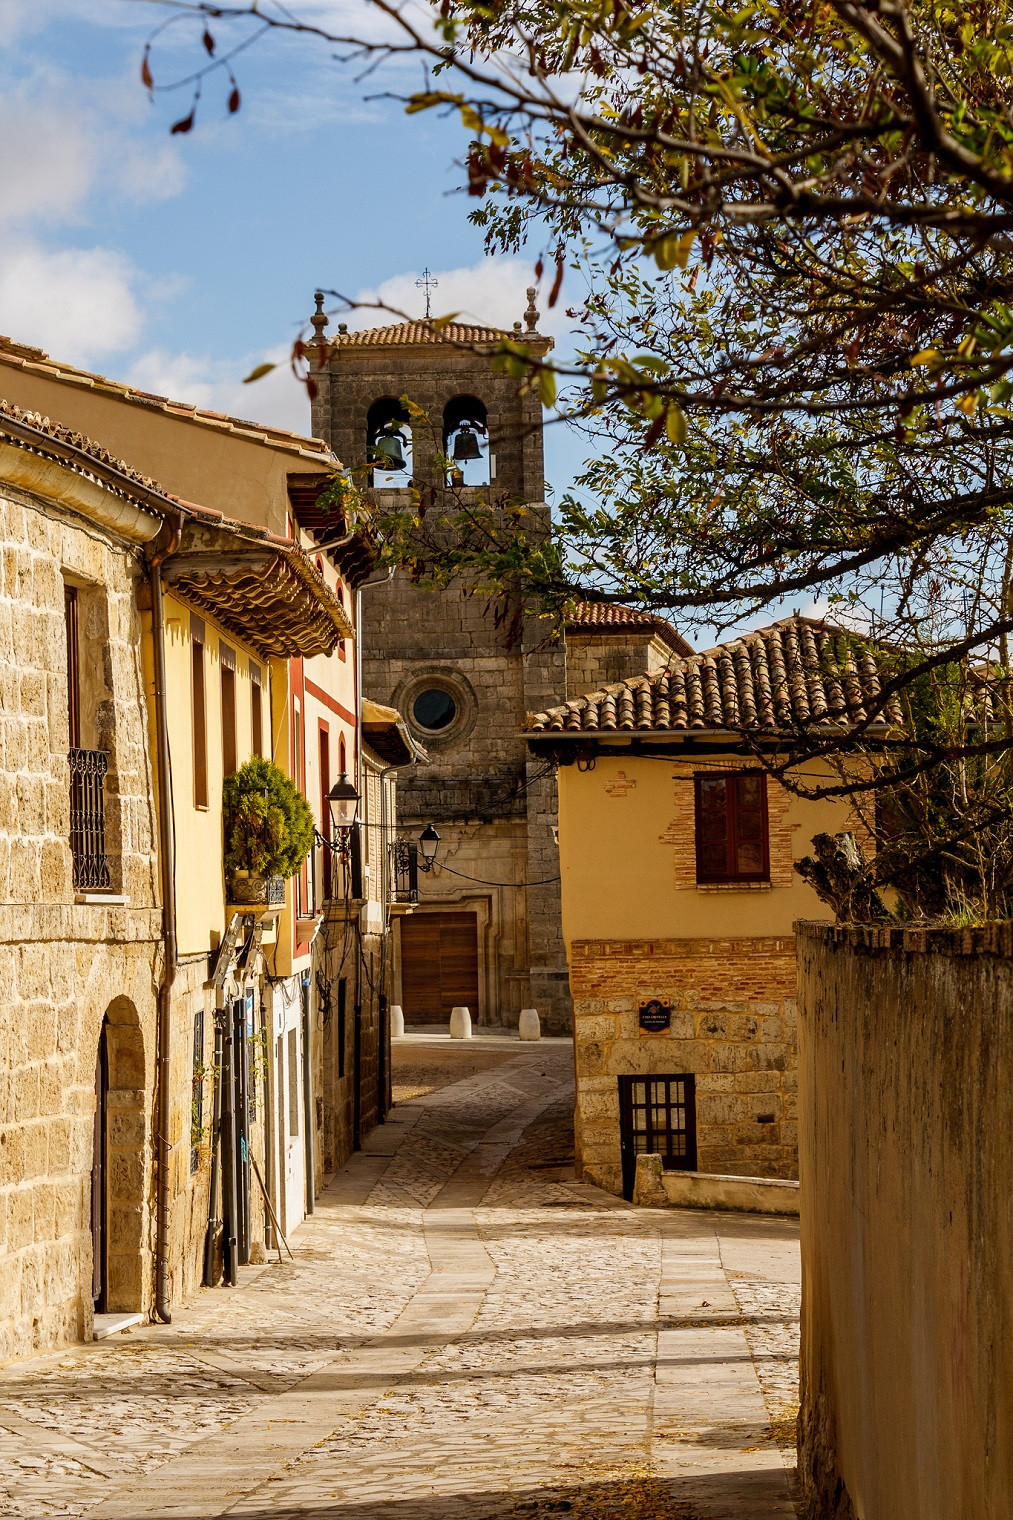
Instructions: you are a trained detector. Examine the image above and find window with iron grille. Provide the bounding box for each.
[618,1074,697,1200]
[694,771,769,883]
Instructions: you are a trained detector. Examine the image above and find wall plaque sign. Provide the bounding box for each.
[638,999,671,1033]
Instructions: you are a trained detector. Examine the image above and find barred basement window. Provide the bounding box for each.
[618,1074,697,1201]
[694,771,769,883]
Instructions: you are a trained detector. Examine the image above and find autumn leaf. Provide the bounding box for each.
[141,48,153,91]
[170,109,196,135]
[243,362,277,384]
[202,29,215,56]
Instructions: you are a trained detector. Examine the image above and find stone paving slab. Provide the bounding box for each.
[0,1041,800,1519]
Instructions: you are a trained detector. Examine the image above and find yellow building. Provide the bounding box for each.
[526,617,887,1198]
[0,336,409,1241]
[0,402,349,1356]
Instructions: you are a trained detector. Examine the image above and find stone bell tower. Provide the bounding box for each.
[310,291,573,1034]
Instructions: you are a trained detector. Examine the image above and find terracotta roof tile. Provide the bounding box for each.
[329,321,511,348]
[565,599,694,656]
[527,617,903,737]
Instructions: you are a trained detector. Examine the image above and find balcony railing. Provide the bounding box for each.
[69,747,110,892]
[389,835,419,904]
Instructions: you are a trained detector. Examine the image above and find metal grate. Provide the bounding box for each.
[69,747,110,891]
[618,1073,697,1200]
[389,835,419,904]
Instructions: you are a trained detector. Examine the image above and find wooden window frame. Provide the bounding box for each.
[191,615,209,809]
[318,721,332,905]
[694,770,770,884]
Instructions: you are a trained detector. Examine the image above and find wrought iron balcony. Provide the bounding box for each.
[389,835,419,904]
[69,747,111,892]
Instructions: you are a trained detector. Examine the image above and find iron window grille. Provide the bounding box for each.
[389,834,419,904]
[69,747,111,891]
[618,1073,697,1200]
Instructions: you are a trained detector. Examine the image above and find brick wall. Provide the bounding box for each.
[569,936,798,1194]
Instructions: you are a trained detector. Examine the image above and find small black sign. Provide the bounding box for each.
[638,999,671,1033]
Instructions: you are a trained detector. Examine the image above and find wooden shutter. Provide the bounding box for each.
[694,771,769,882]
[64,585,81,749]
[695,775,730,881]
[191,615,208,808]
[220,642,237,779]
[733,772,768,877]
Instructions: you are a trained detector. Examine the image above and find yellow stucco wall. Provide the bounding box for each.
[162,590,277,956]
[556,750,848,942]
[0,360,331,534]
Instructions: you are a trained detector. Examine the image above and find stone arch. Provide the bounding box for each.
[92,997,147,1313]
[443,394,490,486]
[366,397,413,487]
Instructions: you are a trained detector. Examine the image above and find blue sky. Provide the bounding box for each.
[0,0,579,483]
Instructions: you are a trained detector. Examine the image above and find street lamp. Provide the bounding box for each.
[418,823,440,872]
[326,773,360,835]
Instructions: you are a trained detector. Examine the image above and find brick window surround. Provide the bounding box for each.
[694,771,770,884]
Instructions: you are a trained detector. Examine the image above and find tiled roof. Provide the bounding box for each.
[0,397,164,495]
[527,617,903,736]
[565,599,693,656]
[329,321,515,348]
[0,400,351,658]
[362,699,428,766]
[0,337,333,461]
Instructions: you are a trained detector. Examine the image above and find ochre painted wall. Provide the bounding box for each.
[162,590,275,957]
[798,924,1013,1520]
[556,752,848,943]
[0,359,331,534]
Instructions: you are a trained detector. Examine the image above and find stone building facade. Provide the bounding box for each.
[309,299,690,1036]
[0,400,361,1362]
[527,617,893,1196]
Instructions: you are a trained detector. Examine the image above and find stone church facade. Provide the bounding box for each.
[310,295,691,1037]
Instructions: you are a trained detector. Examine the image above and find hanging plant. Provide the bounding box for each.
[223,758,314,893]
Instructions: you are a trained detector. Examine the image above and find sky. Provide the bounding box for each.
[0,0,579,479]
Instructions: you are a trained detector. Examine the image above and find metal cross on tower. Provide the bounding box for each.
[416,267,439,319]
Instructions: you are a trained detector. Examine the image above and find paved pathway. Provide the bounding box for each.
[0,1038,801,1519]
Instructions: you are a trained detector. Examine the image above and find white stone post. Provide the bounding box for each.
[390,1005,405,1038]
[518,1008,541,1041]
[449,1006,472,1039]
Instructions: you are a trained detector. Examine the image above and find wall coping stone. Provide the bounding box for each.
[796,919,1013,958]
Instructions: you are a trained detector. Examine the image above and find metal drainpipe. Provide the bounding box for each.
[148,518,182,1324]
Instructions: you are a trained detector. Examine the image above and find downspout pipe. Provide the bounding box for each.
[148,516,182,1324]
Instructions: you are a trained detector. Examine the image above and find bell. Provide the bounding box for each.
[452,426,482,462]
[373,429,406,471]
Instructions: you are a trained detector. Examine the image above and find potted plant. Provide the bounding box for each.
[223,757,314,905]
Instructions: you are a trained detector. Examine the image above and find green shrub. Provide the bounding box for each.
[222,757,314,881]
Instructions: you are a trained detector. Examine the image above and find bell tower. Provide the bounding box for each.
[310,292,572,1035]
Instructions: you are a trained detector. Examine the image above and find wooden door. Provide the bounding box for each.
[91,1024,108,1308]
[400,912,479,1023]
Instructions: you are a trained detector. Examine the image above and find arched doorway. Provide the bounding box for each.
[90,1000,146,1314]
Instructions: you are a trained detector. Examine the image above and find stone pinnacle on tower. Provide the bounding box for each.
[524,287,540,333]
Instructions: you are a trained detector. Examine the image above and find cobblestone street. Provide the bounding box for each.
[0,1038,800,1520]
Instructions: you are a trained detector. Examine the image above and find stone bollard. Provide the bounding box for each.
[632,1153,669,1208]
[390,1004,405,1038]
[518,1008,541,1041]
[449,1005,472,1039]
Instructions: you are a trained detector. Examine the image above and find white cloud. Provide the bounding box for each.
[351,256,572,338]
[0,238,145,364]
[0,68,187,227]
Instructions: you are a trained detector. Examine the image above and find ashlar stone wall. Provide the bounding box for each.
[0,478,162,1361]
[570,936,798,1195]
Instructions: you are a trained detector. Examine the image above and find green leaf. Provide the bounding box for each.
[243,362,277,384]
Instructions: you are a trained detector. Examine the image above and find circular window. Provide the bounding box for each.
[412,688,457,731]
